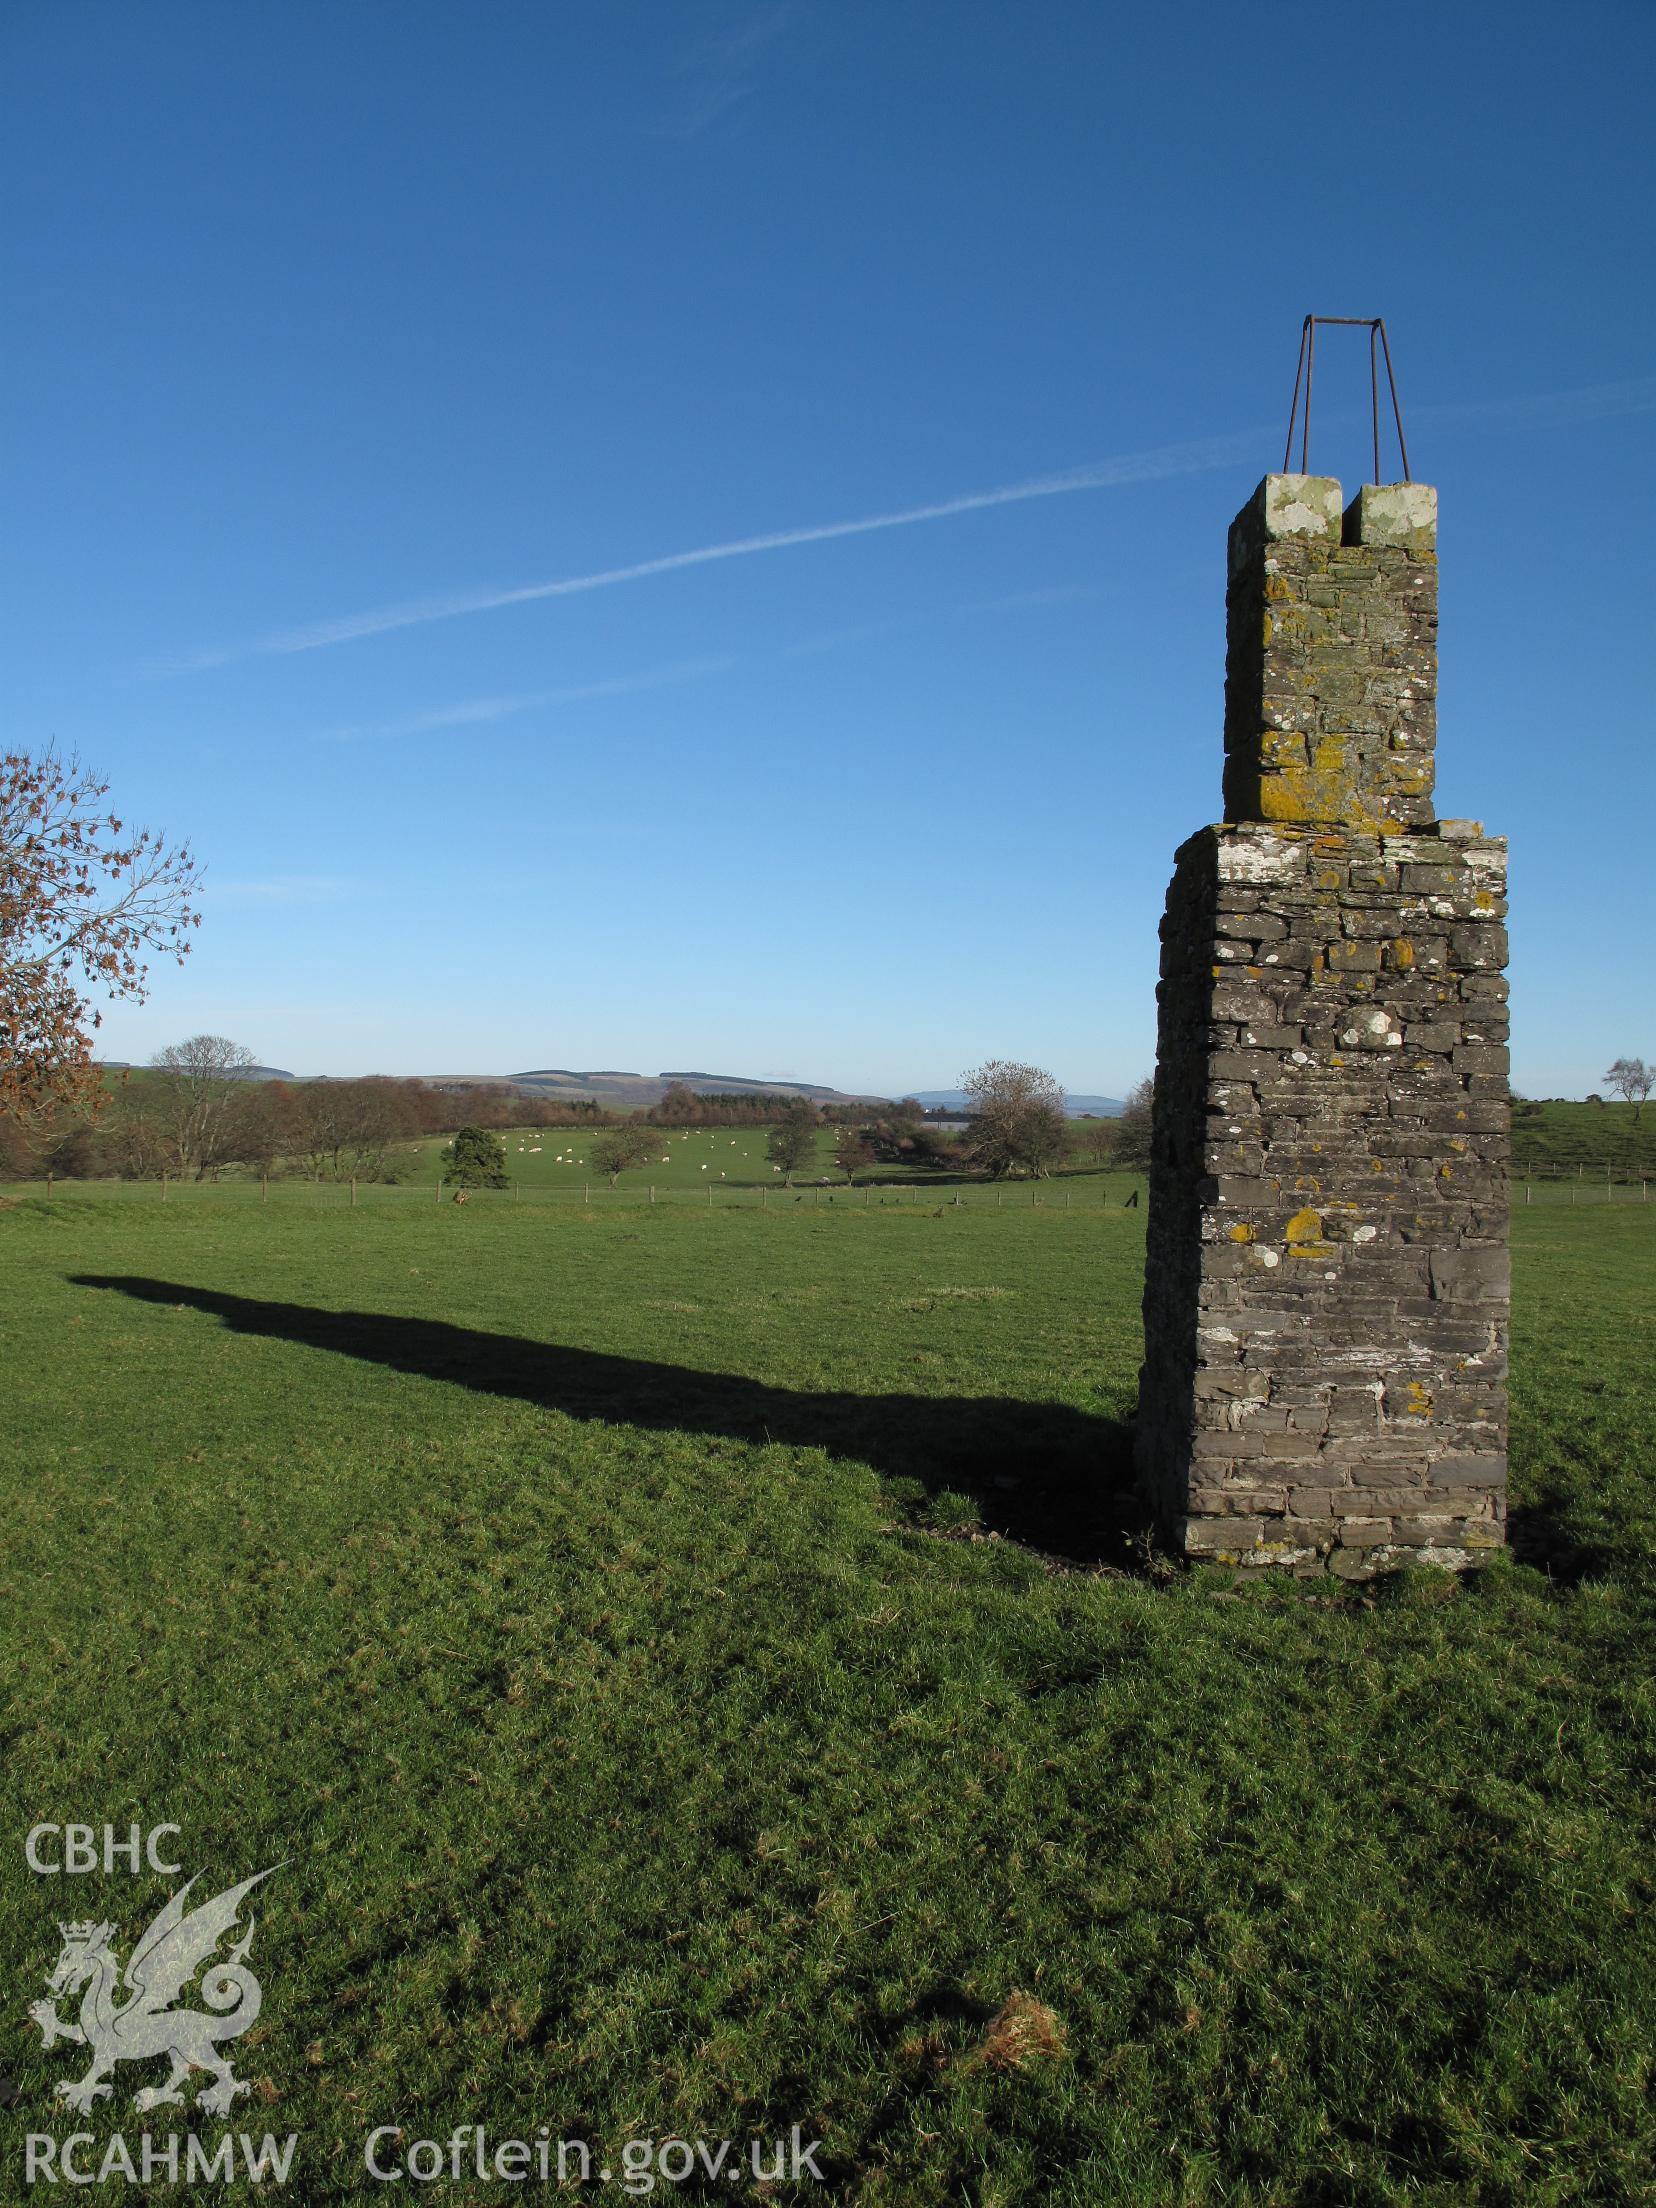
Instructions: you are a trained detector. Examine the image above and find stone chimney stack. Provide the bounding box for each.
[1135,475,1510,1577]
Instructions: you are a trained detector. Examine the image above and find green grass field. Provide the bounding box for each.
[392,1098,1656,1201]
[2,1191,1653,2203]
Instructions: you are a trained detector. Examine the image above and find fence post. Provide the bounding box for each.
[1525,1183,1531,1205]
[262,1174,268,1204]
[650,1185,655,1203]
[351,1177,358,1207]
[162,1172,168,1203]
[435,1179,442,1205]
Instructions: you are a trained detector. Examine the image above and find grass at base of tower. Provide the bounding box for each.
[0,1196,1650,2205]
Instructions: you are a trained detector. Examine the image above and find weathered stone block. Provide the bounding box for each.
[1343,481,1438,553]
[1238,473,1344,549]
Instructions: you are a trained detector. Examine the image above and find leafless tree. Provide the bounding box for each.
[291,1077,411,1180]
[1072,1116,1116,1167]
[1603,1056,1653,1125]
[1109,1077,1154,1171]
[149,1034,258,1178]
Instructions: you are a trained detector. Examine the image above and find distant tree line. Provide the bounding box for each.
[0,1037,628,1183]
[1,1035,1160,1188]
[646,1083,824,1127]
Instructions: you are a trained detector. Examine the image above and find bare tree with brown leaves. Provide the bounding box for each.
[1,750,201,1122]
[959,1059,1068,1179]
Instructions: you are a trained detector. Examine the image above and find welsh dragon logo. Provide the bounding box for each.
[28,1865,280,2117]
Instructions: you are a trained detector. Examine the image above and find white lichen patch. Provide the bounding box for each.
[1217,831,1301,884]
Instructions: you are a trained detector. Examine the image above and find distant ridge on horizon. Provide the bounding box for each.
[904,1088,1126,1118]
[413,1068,890,1108]
[97,1060,1120,1114]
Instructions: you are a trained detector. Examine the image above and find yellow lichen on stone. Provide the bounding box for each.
[1257,765,1382,830]
[1403,1381,1434,1418]
[1260,731,1306,771]
[1284,1207,1323,1244]
[1228,1223,1255,1243]
[1389,938,1414,969]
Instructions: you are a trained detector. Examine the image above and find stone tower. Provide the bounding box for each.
[1134,474,1509,1576]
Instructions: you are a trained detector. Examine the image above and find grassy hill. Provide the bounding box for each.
[1512,1100,1656,1181]
[395,1069,881,1110]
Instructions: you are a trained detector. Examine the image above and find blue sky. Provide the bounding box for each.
[4,1,1652,1097]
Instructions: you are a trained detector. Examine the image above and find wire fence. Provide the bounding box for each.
[4,1170,1651,1213]
[4,1173,1148,1214]
[1514,1158,1656,1186]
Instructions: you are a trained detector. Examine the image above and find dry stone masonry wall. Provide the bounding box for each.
[1135,475,1510,1576]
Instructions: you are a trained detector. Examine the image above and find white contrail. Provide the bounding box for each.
[211,429,1265,667]
[1415,376,1656,432]
[164,377,1656,673]
[317,657,735,742]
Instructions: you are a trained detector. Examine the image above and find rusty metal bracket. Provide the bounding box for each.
[1283,315,1412,484]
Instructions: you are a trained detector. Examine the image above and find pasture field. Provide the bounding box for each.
[303,1123,1150,1204]
[391,1124,1054,1195]
[1509,1101,1656,1183]
[1,1192,1653,2204]
[402,1124,899,1193]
